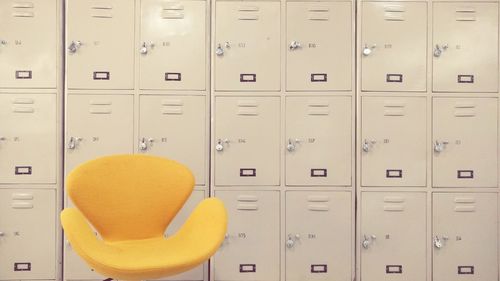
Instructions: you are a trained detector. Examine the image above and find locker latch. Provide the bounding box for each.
[362,139,376,152]
[68,41,82,54]
[434,140,449,153]
[286,233,301,248]
[68,137,82,150]
[362,44,376,56]
[216,139,230,151]
[286,138,302,152]
[139,137,154,151]
[362,234,376,249]
[433,235,449,249]
[289,41,302,51]
[433,44,448,58]
[140,42,155,55]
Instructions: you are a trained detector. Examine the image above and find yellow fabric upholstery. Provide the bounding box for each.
[61,155,227,280]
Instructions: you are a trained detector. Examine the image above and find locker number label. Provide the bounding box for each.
[238,233,247,239]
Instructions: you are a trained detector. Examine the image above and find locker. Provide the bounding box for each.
[285,191,351,281]
[214,2,280,91]
[286,2,352,91]
[140,0,206,90]
[432,3,498,92]
[139,95,207,186]
[433,98,498,188]
[0,0,57,88]
[214,97,280,186]
[213,191,280,281]
[285,96,351,186]
[0,189,56,280]
[361,192,426,281]
[66,0,135,90]
[433,193,498,281]
[361,97,426,187]
[65,95,134,174]
[361,2,427,92]
[0,94,57,184]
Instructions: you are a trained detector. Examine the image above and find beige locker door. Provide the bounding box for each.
[66,0,135,90]
[432,3,498,93]
[0,94,56,184]
[285,191,351,281]
[140,0,206,90]
[361,97,426,187]
[0,0,57,88]
[0,189,56,280]
[286,2,352,91]
[433,98,498,188]
[160,190,206,281]
[433,193,498,281]
[214,191,280,281]
[214,2,280,91]
[214,97,280,186]
[139,95,206,186]
[285,97,351,186]
[361,192,426,281]
[361,2,427,92]
[65,95,134,174]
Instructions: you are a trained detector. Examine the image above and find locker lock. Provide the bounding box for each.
[68,41,82,54]
[362,234,376,249]
[286,138,302,152]
[362,139,376,152]
[289,41,301,51]
[68,137,82,150]
[216,139,230,151]
[0,136,6,141]
[0,40,6,46]
[0,232,4,237]
[139,137,154,151]
[433,44,448,58]
[434,140,449,153]
[140,42,155,55]
[286,233,301,248]
[433,235,449,249]
[362,44,376,56]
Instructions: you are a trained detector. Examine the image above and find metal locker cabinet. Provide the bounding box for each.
[0,0,57,89]
[285,96,351,186]
[432,98,498,188]
[0,94,57,184]
[213,190,280,281]
[65,95,134,174]
[361,2,427,92]
[432,2,498,93]
[140,0,206,90]
[361,97,426,187]
[286,2,352,91]
[214,1,280,91]
[66,0,135,90]
[361,192,426,281]
[214,97,280,186]
[433,193,498,281]
[0,189,56,280]
[285,191,352,281]
[139,95,207,186]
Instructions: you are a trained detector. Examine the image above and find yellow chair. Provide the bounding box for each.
[61,154,227,281]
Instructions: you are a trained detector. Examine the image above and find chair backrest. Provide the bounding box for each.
[67,154,195,242]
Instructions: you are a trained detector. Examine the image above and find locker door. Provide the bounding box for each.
[361,97,426,187]
[361,2,427,92]
[285,97,351,186]
[65,95,134,174]
[66,0,135,90]
[285,191,351,281]
[286,2,352,91]
[361,192,426,281]
[0,0,57,88]
[139,95,207,186]
[0,94,56,184]
[0,189,56,280]
[214,191,280,281]
[214,97,280,186]
[140,0,206,90]
[433,98,498,188]
[214,2,280,91]
[433,3,498,92]
[161,190,206,281]
[433,193,498,281]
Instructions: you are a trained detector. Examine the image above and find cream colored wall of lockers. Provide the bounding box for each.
[1,0,499,281]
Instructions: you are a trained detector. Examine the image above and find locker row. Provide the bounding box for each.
[1,189,497,281]
[5,0,500,93]
[1,93,497,188]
